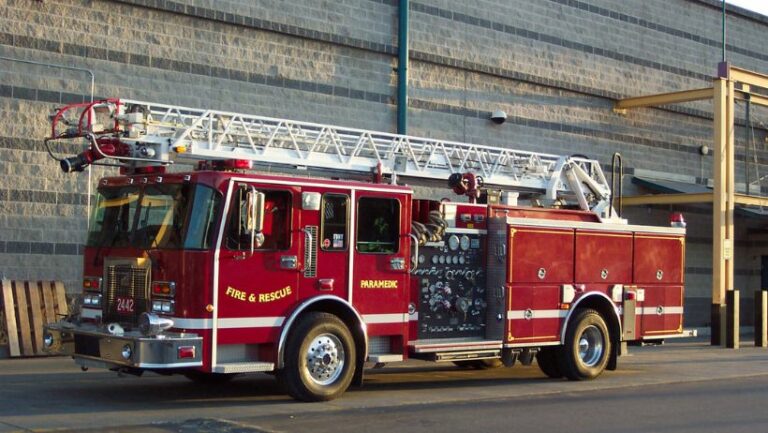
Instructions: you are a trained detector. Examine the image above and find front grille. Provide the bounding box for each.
[103,264,150,326]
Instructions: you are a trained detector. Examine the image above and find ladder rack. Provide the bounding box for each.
[46,99,615,216]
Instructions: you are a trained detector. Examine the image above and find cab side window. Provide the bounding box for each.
[227,189,291,250]
[321,194,349,251]
[356,197,399,254]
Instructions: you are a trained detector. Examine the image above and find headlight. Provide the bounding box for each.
[43,333,54,348]
[121,344,133,360]
[151,300,174,314]
[83,294,102,307]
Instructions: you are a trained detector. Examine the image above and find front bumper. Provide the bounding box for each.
[44,321,203,369]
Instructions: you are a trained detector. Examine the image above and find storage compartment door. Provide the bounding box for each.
[575,231,633,283]
[634,235,685,284]
[509,227,574,283]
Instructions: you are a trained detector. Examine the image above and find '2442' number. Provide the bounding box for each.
[116,297,135,313]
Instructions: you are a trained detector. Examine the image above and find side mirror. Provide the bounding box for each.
[246,188,265,234]
[238,185,265,251]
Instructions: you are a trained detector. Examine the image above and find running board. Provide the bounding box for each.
[642,329,698,340]
[212,362,275,374]
[367,354,404,363]
[409,339,503,353]
[431,350,501,362]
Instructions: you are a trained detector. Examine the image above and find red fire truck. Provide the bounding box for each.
[42,99,688,401]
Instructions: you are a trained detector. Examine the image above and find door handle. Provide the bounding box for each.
[280,255,298,269]
[318,278,334,291]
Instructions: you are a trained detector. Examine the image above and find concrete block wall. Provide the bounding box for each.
[1,0,767,326]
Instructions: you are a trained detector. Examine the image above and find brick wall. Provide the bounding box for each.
[1,0,767,325]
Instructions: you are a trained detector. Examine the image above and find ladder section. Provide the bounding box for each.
[47,99,614,215]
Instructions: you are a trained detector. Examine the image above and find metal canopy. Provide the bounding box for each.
[615,63,768,347]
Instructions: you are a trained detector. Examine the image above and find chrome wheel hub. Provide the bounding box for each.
[578,325,604,367]
[305,333,345,385]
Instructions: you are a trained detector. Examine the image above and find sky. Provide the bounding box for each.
[727,0,768,16]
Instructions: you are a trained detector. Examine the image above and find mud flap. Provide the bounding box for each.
[610,288,638,371]
[607,339,620,371]
[352,359,365,387]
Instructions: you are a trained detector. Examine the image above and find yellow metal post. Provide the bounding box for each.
[712,78,728,345]
[725,79,736,346]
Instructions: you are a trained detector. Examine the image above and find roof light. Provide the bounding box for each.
[670,212,686,228]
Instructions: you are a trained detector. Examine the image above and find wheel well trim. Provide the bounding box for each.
[559,292,621,344]
[276,295,367,369]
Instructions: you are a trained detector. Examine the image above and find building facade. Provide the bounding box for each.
[1,0,767,326]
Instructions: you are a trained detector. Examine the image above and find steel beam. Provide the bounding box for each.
[622,193,714,206]
[614,88,714,112]
[729,66,768,92]
[622,192,768,209]
[734,90,768,107]
[734,194,768,207]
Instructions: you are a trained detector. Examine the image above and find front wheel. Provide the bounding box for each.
[559,309,610,380]
[278,312,356,402]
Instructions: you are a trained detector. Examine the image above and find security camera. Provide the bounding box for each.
[490,110,507,124]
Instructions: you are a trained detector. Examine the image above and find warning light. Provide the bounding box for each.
[670,212,686,228]
[178,346,196,359]
[151,281,176,297]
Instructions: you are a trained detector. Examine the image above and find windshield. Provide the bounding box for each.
[87,183,221,249]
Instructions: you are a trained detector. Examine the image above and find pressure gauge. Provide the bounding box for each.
[460,235,470,251]
[418,254,425,264]
[432,255,439,264]
[452,256,459,265]
[448,235,460,251]
[459,256,466,265]
[439,255,446,264]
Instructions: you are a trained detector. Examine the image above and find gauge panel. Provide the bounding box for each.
[412,232,487,339]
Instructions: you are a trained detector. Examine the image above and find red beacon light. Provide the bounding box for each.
[670,212,686,228]
[197,159,253,171]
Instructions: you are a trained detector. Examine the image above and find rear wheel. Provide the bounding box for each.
[560,309,610,380]
[278,312,356,401]
[453,359,503,369]
[536,347,563,378]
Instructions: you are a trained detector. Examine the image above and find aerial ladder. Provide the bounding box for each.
[46,98,617,219]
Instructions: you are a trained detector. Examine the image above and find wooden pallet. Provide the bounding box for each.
[1,280,68,357]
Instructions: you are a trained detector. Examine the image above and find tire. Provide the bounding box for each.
[183,371,237,384]
[453,359,503,369]
[278,312,356,402]
[536,347,563,378]
[559,309,611,381]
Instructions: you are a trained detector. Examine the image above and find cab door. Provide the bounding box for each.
[215,181,300,353]
[295,189,351,302]
[351,191,411,337]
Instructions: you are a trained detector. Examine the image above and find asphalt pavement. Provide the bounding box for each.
[1,338,767,432]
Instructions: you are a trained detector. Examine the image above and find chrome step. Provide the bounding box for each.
[409,338,503,353]
[212,362,274,374]
[367,354,404,363]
